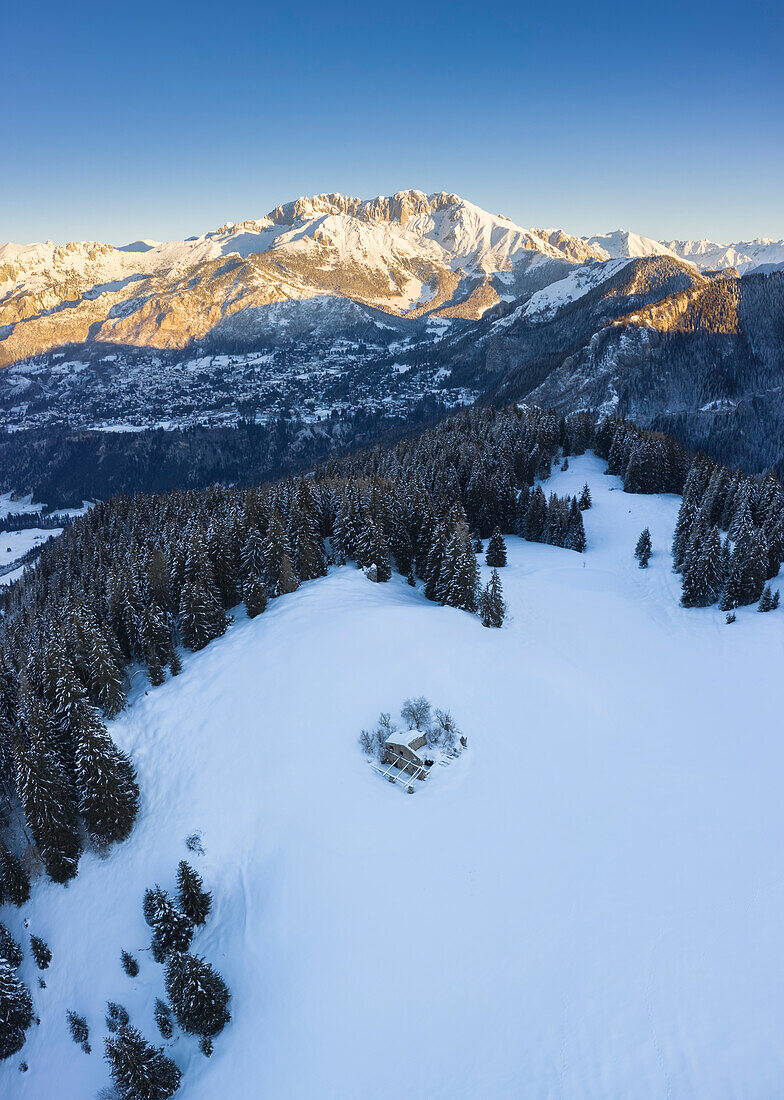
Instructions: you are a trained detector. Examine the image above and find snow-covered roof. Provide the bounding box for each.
[385,730,425,749]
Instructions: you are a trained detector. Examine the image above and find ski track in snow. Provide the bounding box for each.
[4,454,784,1099]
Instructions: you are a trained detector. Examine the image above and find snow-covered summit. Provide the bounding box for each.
[583,229,685,263]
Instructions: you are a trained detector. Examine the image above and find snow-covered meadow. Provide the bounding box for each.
[3,454,784,1099]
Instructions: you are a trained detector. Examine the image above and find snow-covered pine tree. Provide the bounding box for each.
[485,528,507,567]
[566,499,587,552]
[143,885,168,927]
[758,585,773,612]
[444,524,478,613]
[479,570,506,628]
[176,861,212,926]
[87,631,126,718]
[178,580,227,652]
[165,952,231,1038]
[0,839,30,907]
[242,572,268,618]
[104,1025,182,1100]
[30,935,51,970]
[262,511,299,597]
[67,1010,89,1048]
[0,924,23,969]
[578,483,592,510]
[0,959,33,1060]
[634,528,652,568]
[121,950,140,977]
[671,497,697,572]
[14,707,82,884]
[154,998,173,1040]
[73,704,140,847]
[525,487,547,542]
[150,894,194,963]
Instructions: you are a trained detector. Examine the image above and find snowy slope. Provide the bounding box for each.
[4,454,784,1099]
[521,258,632,322]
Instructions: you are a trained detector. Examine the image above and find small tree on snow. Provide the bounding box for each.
[578,483,592,510]
[485,529,507,567]
[30,935,51,970]
[177,862,212,926]
[400,697,431,731]
[479,571,505,628]
[635,528,652,568]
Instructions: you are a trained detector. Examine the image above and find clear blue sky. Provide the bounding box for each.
[4,0,783,245]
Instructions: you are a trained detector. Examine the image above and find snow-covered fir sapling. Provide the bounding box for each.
[105,1002,130,1033]
[485,528,507,567]
[177,861,212,926]
[154,998,173,1040]
[66,1011,90,1053]
[121,950,139,977]
[0,962,33,1061]
[635,528,652,568]
[773,590,781,609]
[0,924,23,969]
[199,1036,213,1057]
[561,456,569,471]
[29,935,51,970]
[104,1025,181,1100]
[578,483,592,510]
[726,611,736,624]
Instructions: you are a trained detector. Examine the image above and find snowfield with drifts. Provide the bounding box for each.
[3,454,784,1099]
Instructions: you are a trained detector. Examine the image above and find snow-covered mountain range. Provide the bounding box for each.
[1,190,782,374]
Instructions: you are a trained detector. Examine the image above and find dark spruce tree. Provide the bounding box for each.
[150,895,194,963]
[566,499,587,552]
[13,721,82,884]
[635,528,652,568]
[485,529,507,567]
[73,705,140,847]
[30,935,51,970]
[242,572,268,619]
[165,952,231,1038]
[179,580,227,652]
[0,924,23,969]
[176,861,212,926]
[67,1010,89,1048]
[154,998,174,1040]
[578,483,592,510]
[479,570,506,628]
[0,840,30,908]
[143,885,168,928]
[105,1002,130,1033]
[121,950,140,977]
[104,1025,182,1100]
[0,960,33,1060]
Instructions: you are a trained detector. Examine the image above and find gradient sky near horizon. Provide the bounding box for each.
[4,0,783,246]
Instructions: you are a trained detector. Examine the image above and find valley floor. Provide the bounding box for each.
[3,455,784,1098]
